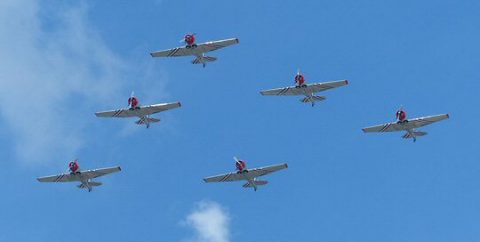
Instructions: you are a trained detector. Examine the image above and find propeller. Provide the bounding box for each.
[179,33,196,43]
[233,156,246,171]
[128,91,135,108]
[67,159,78,173]
[295,69,304,84]
[395,105,406,121]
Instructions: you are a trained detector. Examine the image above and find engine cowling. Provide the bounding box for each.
[184,34,195,46]
[128,96,139,109]
[69,160,80,174]
[295,74,305,86]
[396,110,407,122]
[236,160,247,172]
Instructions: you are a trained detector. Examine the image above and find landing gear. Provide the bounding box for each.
[295,84,307,88]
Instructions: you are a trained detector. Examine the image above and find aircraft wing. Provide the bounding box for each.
[362,114,449,133]
[37,173,80,183]
[81,166,122,179]
[95,102,181,118]
[203,172,246,183]
[150,38,239,57]
[203,163,288,183]
[150,46,194,57]
[195,38,239,53]
[260,80,348,96]
[37,166,121,182]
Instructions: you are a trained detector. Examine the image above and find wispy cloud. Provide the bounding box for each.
[182,201,231,242]
[0,0,167,164]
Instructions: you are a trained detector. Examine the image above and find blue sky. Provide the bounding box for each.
[0,0,479,241]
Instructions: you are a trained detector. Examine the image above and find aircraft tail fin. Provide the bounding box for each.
[402,131,427,139]
[242,180,268,188]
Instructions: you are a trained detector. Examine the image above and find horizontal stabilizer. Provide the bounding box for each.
[78,182,102,189]
[402,131,427,139]
[301,96,326,103]
[243,180,268,188]
[192,56,217,65]
[89,182,102,187]
[135,118,160,125]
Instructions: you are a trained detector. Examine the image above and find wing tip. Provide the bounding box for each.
[345,80,349,85]
[284,163,288,169]
[361,128,367,133]
[150,52,155,57]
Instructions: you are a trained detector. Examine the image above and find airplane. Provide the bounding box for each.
[150,33,239,67]
[203,157,288,191]
[362,108,450,142]
[95,92,181,128]
[260,70,349,106]
[37,160,121,192]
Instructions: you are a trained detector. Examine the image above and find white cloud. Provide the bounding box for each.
[0,0,167,164]
[183,201,231,242]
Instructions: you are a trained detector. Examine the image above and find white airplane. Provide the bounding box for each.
[362,108,450,142]
[37,160,121,192]
[260,70,348,106]
[95,93,181,128]
[203,157,288,191]
[150,33,239,67]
